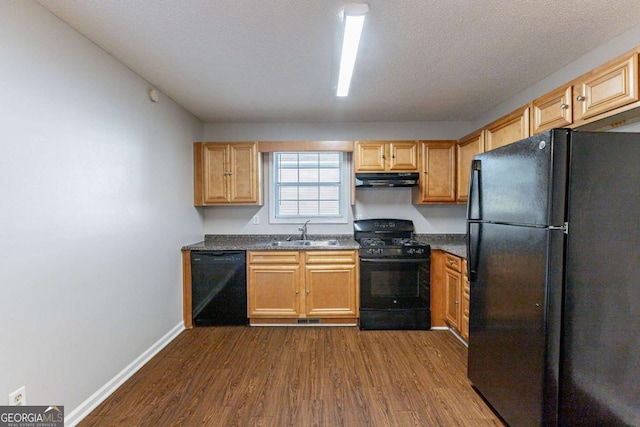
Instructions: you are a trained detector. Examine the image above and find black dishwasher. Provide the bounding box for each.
[191,251,247,326]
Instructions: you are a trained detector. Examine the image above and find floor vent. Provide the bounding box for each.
[297,318,321,324]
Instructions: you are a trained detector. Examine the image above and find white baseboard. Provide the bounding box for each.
[448,327,469,347]
[64,322,185,426]
[431,326,468,347]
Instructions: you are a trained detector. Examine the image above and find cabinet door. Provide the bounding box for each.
[194,142,261,206]
[574,53,638,122]
[429,250,447,327]
[461,259,470,342]
[200,144,229,204]
[354,141,386,171]
[485,105,530,151]
[456,131,484,203]
[531,85,573,134]
[444,267,462,331]
[228,142,260,204]
[416,141,456,203]
[305,265,357,317]
[248,264,301,318]
[444,254,462,331]
[387,141,419,171]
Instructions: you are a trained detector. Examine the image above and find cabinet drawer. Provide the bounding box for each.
[248,251,300,264]
[305,250,358,264]
[444,253,462,272]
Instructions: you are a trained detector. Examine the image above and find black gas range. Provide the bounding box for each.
[354,219,431,330]
[357,237,430,258]
[355,219,430,257]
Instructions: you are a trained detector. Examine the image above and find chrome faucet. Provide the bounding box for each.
[298,219,311,241]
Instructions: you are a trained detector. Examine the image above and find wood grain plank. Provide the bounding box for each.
[79,327,504,427]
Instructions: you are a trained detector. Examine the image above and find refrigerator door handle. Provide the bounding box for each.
[466,159,481,221]
[467,159,481,282]
[467,222,479,282]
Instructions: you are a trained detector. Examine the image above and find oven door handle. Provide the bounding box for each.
[360,258,429,264]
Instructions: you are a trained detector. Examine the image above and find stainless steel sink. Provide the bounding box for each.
[269,239,340,247]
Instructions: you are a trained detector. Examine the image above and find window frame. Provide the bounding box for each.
[268,151,351,224]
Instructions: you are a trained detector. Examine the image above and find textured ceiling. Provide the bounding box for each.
[36,0,640,123]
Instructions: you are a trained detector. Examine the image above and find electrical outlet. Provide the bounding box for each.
[252,215,259,225]
[9,386,26,406]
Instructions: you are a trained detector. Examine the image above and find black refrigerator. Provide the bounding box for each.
[466,129,640,426]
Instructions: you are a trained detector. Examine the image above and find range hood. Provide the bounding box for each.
[355,172,419,188]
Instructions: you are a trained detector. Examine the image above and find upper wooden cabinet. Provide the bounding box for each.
[530,49,640,135]
[573,52,638,123]
[484,105,530,152]
[456,130,484,203]
[194,142,262,206]
[354,141,419,172]
[531,85,573,134]
[413,140,456,204]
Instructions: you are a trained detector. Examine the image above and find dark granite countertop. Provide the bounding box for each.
[182,234,359,251]
[414,234,467,258]
[182,233,466,258]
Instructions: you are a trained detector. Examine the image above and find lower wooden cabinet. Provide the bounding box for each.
[248,251,301,318]
[247,250,358,324]
[461,259,470,341]
[444,253,462,331]
[431,250,469,342]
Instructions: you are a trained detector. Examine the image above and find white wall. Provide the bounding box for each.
[202,121,471,235]
[0,0,203,418]
[203,121,471,141]
[201,183,468,236]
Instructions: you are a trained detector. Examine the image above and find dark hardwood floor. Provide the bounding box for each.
[79,327,504,426]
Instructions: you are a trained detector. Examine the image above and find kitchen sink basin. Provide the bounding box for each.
[269,239,340,247]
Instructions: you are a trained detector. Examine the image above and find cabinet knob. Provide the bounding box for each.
[560,103,569,110]
[576,95,586,102]
[295,290,299,295]
[455,300,459,305]
[424,171,428,174]
[306,290,310,295]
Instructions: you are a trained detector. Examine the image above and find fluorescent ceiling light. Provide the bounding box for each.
[336,3,368,97]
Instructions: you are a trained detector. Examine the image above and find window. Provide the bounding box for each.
[270,152,349,223]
